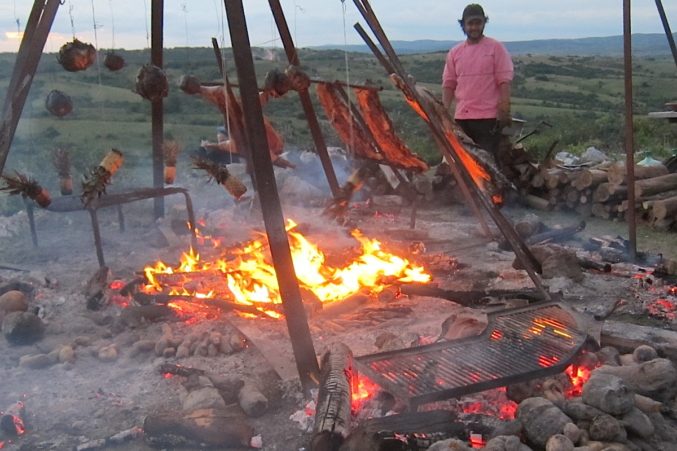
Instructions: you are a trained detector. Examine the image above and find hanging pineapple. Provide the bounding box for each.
[81,149,124,207]
[0,171,52,208]
[51,148,73,195]
[163,137,181,184]
[191,155,247,200]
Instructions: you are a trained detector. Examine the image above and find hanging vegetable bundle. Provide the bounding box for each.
[57,39,97,72]
[135,64,169,102]
[163,139,181,185]
[0,172,52,208]
[103,52,125,71]
[45,90,73,117]
[192,155,247,200]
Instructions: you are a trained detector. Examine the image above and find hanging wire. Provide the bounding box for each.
[142,0,151,48]
[108,0,116,49]
[213,0,232,140]
[341,0,355,156]
[13,0,20,34]
[90,0,104,117]
[68,1,77,38]
[181,2,190,68]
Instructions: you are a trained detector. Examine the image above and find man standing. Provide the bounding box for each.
[442,3,513,157]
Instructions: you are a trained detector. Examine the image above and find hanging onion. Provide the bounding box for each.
[45,90,73,117]
[103,52,125,71]
[135,64,169,102]
[57,39,97,72]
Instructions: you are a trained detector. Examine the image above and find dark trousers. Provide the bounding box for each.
[456,118,500,156]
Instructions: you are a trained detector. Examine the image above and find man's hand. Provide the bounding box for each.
[497,104,512,129]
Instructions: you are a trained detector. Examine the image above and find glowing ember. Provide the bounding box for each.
[469,432,485,449]
[646,298,677,321]
[351,375,381,412]
[109,280,126,290]
[565,364,592,397]
[142,220,430,318]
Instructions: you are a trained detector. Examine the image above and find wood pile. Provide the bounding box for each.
[505,151,677,231]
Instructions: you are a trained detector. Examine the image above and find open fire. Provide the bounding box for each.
[141,220,431,318]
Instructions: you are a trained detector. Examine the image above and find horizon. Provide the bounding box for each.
[1,1,676,53]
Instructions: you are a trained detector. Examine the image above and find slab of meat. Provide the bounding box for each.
[315,83,383,162]
[354,88,428,172]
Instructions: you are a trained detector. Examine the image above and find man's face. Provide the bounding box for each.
[464,18,485,42]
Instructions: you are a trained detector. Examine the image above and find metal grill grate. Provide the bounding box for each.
[355,303,587,408]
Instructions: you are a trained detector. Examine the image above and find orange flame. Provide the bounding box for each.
[142,220,430,318]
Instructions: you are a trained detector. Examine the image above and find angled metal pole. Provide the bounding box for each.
[268,0,341,198]
[655,0,677,69]
[0,0,61,175]
[624,0,637,260]
[151,0,165,219]
[223,0,319,394]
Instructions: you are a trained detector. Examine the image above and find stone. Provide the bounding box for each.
[98,344,118,362]
[130,339,156,357]
[621,407,654,438]
[595,359,677,402]
[2,311,45,344]
[483,435,529,451]
[596,347,621,366]
[545,434,574,451]
[19,353,53,369]
[517,397,573,449]
[563,422,582,444]
[426,438,471,450]
[58,345,76,363]
[562,400,604,422]
[632,345,657,363]
[588,414,625,442]
[0,290,28,314]
[182,386,226,412]
[582,373,634,415]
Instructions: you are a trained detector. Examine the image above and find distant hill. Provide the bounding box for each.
[313,33,677,56]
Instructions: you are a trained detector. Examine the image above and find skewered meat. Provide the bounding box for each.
[354,88,428,172]
[315,83,383,162]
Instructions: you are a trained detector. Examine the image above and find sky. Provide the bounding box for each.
[0,0,676,53]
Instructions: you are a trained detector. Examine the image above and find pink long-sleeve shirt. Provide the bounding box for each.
[442,36,513,120]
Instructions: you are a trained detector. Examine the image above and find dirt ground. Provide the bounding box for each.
[0,165,674,451]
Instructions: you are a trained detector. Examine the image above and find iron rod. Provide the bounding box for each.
[0,0,61,175]
[624,0,637,260]
[655,0,677,69]
[224,0,319,393]
[268,0,340,198]
[151,0,165,219]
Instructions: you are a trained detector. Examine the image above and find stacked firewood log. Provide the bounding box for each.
[505,150,677,231]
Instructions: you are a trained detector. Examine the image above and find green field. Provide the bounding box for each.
[1,47,676,190]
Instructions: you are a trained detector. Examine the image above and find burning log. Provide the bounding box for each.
[310,344,356,451]
[0,171,51,207]
[238,382,268,418]
[135,64,168,102]
[191,154,247,200]
[103,51,125,71]
[81,149,124,207]
[51,147,73,195]
[73,427,143,451]
[45,89,73,117]
[57,39,96,72]
[143,408,253,448]
[0,401,26,436]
